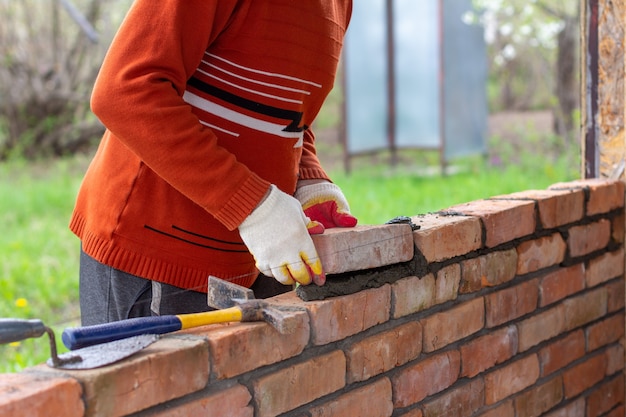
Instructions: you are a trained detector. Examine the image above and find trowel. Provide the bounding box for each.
[0,318,158,370]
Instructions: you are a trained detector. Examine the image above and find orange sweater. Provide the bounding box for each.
[70,0,352,291]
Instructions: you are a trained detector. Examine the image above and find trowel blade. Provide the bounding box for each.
[47,334,159,370]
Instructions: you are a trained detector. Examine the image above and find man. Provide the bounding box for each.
[70,0,357,325]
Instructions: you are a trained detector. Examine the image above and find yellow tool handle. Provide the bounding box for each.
[178,306,243,330]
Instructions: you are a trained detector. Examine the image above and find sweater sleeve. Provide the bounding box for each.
[90,0,269,231]
[299,128,331,181]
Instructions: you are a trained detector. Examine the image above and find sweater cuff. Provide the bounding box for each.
[213,174,271,231]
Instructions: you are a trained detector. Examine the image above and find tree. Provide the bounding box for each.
[0,0,131,159]
[468,0,580,145]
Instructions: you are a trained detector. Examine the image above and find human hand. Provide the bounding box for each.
[238,185,325,286]
[295,181,358,229]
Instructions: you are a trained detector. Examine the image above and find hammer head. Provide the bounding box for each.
[207,275,256,309]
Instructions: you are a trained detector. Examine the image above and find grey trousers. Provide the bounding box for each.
[79,250,291,326]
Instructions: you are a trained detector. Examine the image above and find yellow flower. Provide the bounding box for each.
[15,298,28,308]
[9,342,20,347]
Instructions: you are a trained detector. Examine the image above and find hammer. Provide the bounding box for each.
[62,276,302,350]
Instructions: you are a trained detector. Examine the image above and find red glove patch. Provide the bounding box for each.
[304,200,358,229]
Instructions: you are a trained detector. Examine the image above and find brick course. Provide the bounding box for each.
[0,179,623,417]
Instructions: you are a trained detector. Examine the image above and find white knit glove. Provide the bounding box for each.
[238,185,325,286]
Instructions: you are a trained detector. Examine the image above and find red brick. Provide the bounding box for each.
[447,199,536,248]
[485,280,539,328]
[516,233,567,275]
[501,189,585,228]
[538,330,586,376]
[476,401,515,417]
[303,285,391,345]
[586,313,624,351]
[37,336,208,416]
[346,322,422,383]
[550,179,625,215]
[392,350,461,408]
[435,263,461,304]
[484,354,540,404]
[603,405,626,417]
[539,264,585,307]
[460,326,518,378]
[147,384,252,417]
[513,376,563,417]
[252,350,346,417]
[311,224,414,274]
[563,354,608,398]
[422,298,484,352]
[0,373,83,417]
[308,377,393,417]
[422,378,484,417]
[543,397,585,417]
[605,344,625,376]
[397,410,423,417]
[607,279,626,312]
[517,304,566,352]
[586,248,624,288]
[567,219,611,258]
[412,213,482,262]
[586,375,624,417]
[184,304,309,379]
[611,210,625,243]
[392,274,436,318]
[460,249,517,293]
[563,287,608,330]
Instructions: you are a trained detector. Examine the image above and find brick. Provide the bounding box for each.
[605,344,625,376]
[311,224,414,274]
[586,375,624,417]
[538,330,586,376]
[460,249,517,293]
[485,280,539,328]
[252,351,346,417]
[484,354,540,404]
[499,189,585,228]
[517,304,566,352]
[607,279,626,312]
[308,377,393,417]
[422,298,484,352]
[301,285,391,345]
[435,263,461,304]
[0,373,83,417]
[476,401,515,417]
[603,405,626,417]
[346,322,422,383]
[392,274,435,318]
[184,305,309,379]
[411,213,482,262]
[567,219,611,258]
[460,326,518,378]
[514,376,563,417]
[563,287,608,331]
[32,335,209,417]
[586,248,624,288]
[550,179,625,215]
[397,410,423,417]
[586,313,624,351]
[543,397,585,417]
[611,210,625,243]
[422,378,484,417]
[563,354,607,398]
[392,350,461,408]
[144,384,252,417]
[539,264,585,307]
[446,199,536,248]
[516,233,566,275]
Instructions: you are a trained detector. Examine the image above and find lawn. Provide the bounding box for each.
[0,128,579,373]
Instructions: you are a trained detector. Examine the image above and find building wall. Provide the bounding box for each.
[0,179,624,417]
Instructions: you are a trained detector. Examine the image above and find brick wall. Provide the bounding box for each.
[1,179,625,417]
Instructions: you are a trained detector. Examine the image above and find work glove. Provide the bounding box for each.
[238,185,325,286]
[295,182,358,229]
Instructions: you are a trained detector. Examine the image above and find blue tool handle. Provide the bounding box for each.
[0,318,47,344]
[62,316,182,350]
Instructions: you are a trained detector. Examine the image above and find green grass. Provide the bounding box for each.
[0,138,579,373]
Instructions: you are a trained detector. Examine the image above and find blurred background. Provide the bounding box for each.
[0,0,580,371]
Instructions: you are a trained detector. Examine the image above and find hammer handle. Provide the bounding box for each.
[62,307,243,350]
